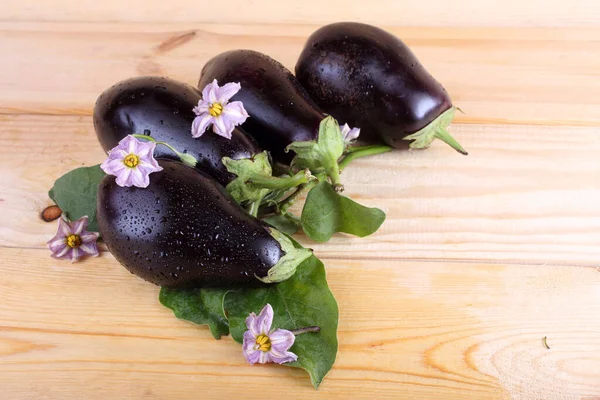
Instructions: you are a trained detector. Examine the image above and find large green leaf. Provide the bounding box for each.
[301,181,386,242]
[224,254,339,388]
[159,288,230,339]
[48,165,105,233]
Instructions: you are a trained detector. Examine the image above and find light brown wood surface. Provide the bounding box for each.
[1,1,600,399]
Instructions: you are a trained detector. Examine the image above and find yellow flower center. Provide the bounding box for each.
[66,234,81,248]
[255,334,271,352]
[208,102,223,117]
[123,154,139,168]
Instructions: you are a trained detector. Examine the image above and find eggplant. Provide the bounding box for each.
[93,76,261,186]
[198,50,325,164]
[97,160,309,288]
[295,22,467,154]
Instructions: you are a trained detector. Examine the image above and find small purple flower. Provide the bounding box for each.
[242,304,297,365]
[340,123,360,143]
[192,79,249,140]
[47,216,99,262]
[100,135,163,188]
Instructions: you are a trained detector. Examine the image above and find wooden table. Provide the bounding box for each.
[1,1,600,398]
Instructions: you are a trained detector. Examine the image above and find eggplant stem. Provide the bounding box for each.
[435,127,468,156]
[339,145,393,171]
[246,170,309,190]
[248,195,264,217]
[279,180,317,214]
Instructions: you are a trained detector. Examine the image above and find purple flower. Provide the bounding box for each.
[192,79,249,140]
[100,135,163,188]
[47,216,99,262]
[242,304,297,365]
[340,123,360,143]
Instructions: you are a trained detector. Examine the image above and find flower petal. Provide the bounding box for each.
[69,247,81,262]
[269,328,296,351]
[216,82,241,104]
[135,140,157,159]
[52,246,72,259]
[201,79,219,104]
[222,101,249,124]
[129,167,150,188]
[56,218,72,237]
[116,135,139,155]
[345,127,360,142]
[48,237,67,252]
[79,241,99,257]
[80,231,100,243]
[254,304,274,335]
[211,116,233,139]
[242,330,260,364]
[245,313,260,337]
[193,100,209,116]
[258,351,271,364]
[115,167,133,187]
[71,216,89,235]
[191,114,214,138]
[267,349,298,364]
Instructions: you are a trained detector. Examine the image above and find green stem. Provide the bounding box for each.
[339,145,393,171]
[132,134,198,167]
[290,326,320,335]
[132,133,157,143]
[279,180,317,214]
[435,127,468,156]
[248,195,264,217]
[247,169,310,191]
[325,163,343,192]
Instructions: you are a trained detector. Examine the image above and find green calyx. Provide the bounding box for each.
[287,116,345,191]
[223,152,313,211]
[402,107,468,155]
[258,228,313,284]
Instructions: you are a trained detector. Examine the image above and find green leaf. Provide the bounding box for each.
[159,287,230,339]
[48,165,106,233]
[262,213,301,235]
[224,254,338,389]
[223,152,273,204]
[301,181,386,242]
[287,116,344,188]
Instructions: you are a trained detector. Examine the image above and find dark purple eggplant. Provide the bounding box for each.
[198,50,325,164]
[93,76,261,186]
[295,22,467,154]
[97,160,308,288]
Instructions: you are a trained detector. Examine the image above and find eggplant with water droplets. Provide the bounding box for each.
[97,160,309,288]
[295,22,467,154]
[198,50,325,164]
[94,76,261,186]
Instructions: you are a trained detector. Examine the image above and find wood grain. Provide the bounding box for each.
[2,2,600,398]
[2,248,600,399]
[2,114,599,266]
[2,0,600,27]
[0,23,599,128]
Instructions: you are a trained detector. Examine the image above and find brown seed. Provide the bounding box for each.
[41,205,62,222]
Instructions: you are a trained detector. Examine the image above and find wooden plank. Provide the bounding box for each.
[2,114,599,266]
[0,23,599,126]
[1,0,599,27]
[2,247,600,399]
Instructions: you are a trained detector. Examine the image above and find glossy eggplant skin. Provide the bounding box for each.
[97,160,283,288]
[198,50,325,164]
[93,76,261,186]
[295,22,452,147]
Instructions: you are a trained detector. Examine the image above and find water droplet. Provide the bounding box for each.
[143,129,151,136]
